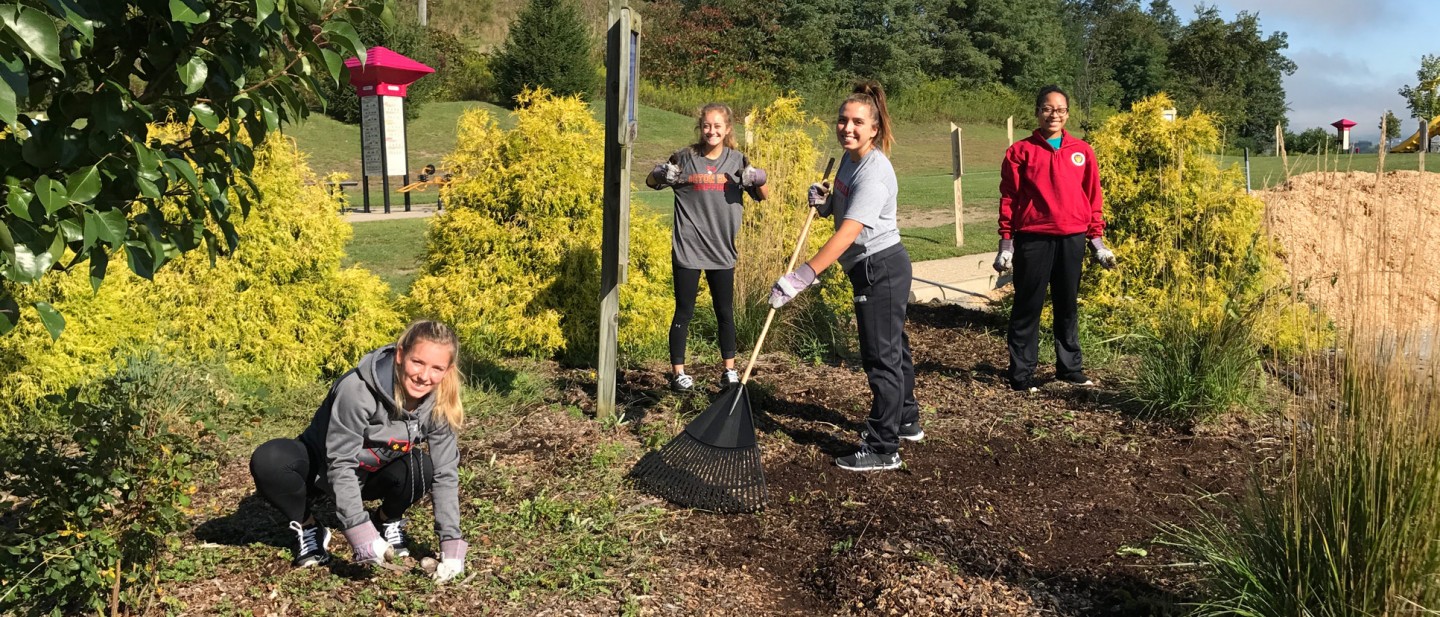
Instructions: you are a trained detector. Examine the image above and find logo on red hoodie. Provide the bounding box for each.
[1071,152,1086,167]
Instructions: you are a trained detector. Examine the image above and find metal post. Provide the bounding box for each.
[403,98,411,212]
[598,0,640,422]
[360,124,371,213]
[1244,148,1251,193]
[378,96,391,214]
[950,122,963,248]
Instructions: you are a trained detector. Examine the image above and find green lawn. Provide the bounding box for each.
[901,222,1001,262]
[342,217,431,293]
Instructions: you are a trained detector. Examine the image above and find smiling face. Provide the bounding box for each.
[836,101,879,157]
[397,339,454,402]
[1035,91,1069,139]
[698,110,731,155]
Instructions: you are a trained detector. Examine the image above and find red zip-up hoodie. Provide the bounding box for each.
[998,129,1105,240]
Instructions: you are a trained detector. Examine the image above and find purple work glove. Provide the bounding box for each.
[993,238,1014,273]
[1088,237,1117,269]
[740,165,767,188]
[434,538,469,583]
[343,520,392,565]
[769,264,818,308]
[651,162,683,187]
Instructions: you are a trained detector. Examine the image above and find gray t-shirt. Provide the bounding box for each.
[830,149,900,270]
[665,147,750,270]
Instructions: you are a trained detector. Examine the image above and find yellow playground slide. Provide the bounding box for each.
[1391,115,1440,153]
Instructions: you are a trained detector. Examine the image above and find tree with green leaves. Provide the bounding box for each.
[1397,54,1440,121]
[1166,6,1294,149]
[492,0,597,104]
[1382,109,1402,143]
[0,0,390,338]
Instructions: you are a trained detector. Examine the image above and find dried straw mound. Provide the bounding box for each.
[1261,170,1440,330]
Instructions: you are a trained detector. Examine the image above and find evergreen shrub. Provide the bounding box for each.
[491,0,598,105]
[405,90,672,364]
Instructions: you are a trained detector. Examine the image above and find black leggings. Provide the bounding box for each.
[249,438,434,524]
[670,260,736,366]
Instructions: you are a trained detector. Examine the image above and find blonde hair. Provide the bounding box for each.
[394,320,464,432]
[691,102,739,152]
[840,80,895,155]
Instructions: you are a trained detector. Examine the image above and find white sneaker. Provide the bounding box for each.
[720,369,740,387]
[670,373,694,392]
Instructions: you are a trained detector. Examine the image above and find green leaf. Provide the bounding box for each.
[321,21,366,66]
[34,175,67,214]
[162,158,199,190]
[57,216,81,243]
[178,55,207,95]
[190,102,218,130]
[135,175,160,199]
[32,301,64,340]
[6,184,32,221]
[320,49,343,85]
[87,246,107,292]
[65,165,100,203]
[168,0,209,24]
[132,141,161,181]
[125,242,155,279]
[0,289,18,335]
[84,209,126,247]
[254,0,276,23]
[0,6,63,72]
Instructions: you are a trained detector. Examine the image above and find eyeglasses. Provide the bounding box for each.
[1039,107,1069,116]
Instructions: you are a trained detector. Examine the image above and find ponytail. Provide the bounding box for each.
[841,80,894,155]
[394,320,465,432]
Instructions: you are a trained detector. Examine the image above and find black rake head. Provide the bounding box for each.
[629,385,767,513]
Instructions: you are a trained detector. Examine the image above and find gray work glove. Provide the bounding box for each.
[769,264,818,308]
[1089,237,1117,269]
[807,181,831,207]
[993,238,1014,273]
[652,162,683,187]
[343,521,393,566]
[740,165,767,188]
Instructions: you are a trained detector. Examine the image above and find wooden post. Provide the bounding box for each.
[1421,118,1429,172]
[951,123,964,248]
[1006,116,1014,145]
[1274,123,1281,157]
[1378,112,1387,176]
[744,111,755,149]
[1277,124,1289,179]
[598,0,640,422]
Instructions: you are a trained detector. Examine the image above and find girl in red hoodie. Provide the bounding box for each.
[994,86,1117,392]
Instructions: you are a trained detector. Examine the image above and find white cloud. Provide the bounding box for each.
[1207,0,1399,32]
[1283,49,1413,141]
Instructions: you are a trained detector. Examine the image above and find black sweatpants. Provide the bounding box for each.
[847,244,920,455]
[249,438,434,525]
[670,259,737,366]
[1007,232,1086,385]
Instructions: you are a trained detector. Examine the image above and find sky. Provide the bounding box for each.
[1206,0,1434,143]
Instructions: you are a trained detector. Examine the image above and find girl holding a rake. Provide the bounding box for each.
[769,81,922,472]
[648,103,771,392]
[248,320,468,582]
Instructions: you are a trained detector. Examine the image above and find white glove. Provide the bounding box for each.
[1089,237,1117,269]
[769,264,818,308]
[433,558,464,583]
[993,238,1014,273]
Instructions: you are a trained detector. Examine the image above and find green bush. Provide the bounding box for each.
[0,358,222,615]
[638,78,788,120]
[405,90,672,364]
[491,0,597,105]
[0,131,401,422]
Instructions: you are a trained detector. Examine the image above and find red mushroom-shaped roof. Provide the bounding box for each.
[344,46,435,98]
[1331,118,1357,130]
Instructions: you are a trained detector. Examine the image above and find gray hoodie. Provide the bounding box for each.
[298,345,462,541]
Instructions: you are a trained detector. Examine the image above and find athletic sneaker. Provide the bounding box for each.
[1009,378,1040,393]
[670,373,694,392]
[288,520,332,568]
[373,513,410,558]
[835,444,902,472]
[720,369,740,387]
[1058,372,1095,386]
[898,422,925,442]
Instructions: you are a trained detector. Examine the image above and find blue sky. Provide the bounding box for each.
[1206,0,1433,143]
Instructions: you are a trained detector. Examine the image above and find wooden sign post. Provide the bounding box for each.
[598,0,641,422]
[951,123,964,248]
[1006,116,1014,145]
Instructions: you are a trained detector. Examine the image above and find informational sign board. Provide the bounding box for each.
[360,96,407,176]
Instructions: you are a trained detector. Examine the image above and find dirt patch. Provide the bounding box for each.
[1262,170,1440,329]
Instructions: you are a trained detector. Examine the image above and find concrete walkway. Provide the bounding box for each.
[910,251,1011,310]
[344,204,440,223]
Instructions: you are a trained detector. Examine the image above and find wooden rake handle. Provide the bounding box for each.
[739,156,837,385]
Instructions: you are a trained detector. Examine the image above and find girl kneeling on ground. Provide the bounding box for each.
[769,81,922,472]
[648,102,770,392]
[993,85,1117,393]
[249,320,467,582]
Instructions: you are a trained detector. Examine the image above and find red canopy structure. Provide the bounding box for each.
[344,46,434,98]
[1331,118,1357,131]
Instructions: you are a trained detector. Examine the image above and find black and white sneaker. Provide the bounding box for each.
[835,444,902,472]
[288,520,332,568]
[898,422,925,442]
[374,513,410,558]
[1009,378,1040,393]
[1058,372,1095,386]
[670,373,694,392]
[720,369,740,387]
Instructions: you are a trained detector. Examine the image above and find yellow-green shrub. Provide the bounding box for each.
[0,132,400,421]
[736,96,853,356]
[1085,94,1326,356]
[405,89,672,364]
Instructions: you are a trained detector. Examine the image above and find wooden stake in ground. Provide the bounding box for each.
[1007,115,1014,145]
[1278,124,1290,179]
[1421,118,1429,172]
[1378,112,1387,176]
[951,122,964,247]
